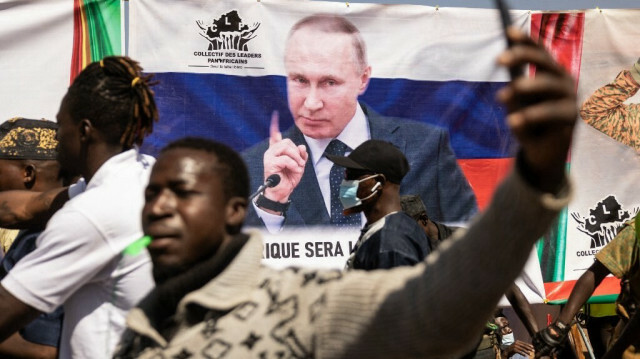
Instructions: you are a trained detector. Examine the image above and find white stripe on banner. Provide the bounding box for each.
[566,9,640,280]
[0,1,73,121]
[129,0,529,82]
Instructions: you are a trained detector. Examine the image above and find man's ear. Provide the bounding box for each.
[79,118,94,143]
[23,163,36,189]
[376,174,386,187]
[358,65,372,95]
[225,197,248,229]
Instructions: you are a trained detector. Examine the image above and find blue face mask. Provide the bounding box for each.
[339,174,381,210]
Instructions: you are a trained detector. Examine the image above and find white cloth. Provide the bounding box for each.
[256,104,370,232]
[2,149,155,359]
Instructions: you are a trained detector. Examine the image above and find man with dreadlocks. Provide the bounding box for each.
[0,56,158,359]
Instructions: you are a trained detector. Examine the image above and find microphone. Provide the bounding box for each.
[249,174,281,200]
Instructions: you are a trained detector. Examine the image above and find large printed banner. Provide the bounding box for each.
[130,0,528,208]
[543,9,640,304]
[129,0,551,303]
[3,0,639,305]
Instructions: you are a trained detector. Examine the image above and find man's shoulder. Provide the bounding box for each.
[80,153,152,196]
[362,103,446,134]
[383,118,446,143]
[365,110,447,148]
[367,213,429,265]
[68,177,146,211]
[54,164,149,240]
[602,220,637,251]
[46,197,144,248]
[379,212,426,240]
[595,219,638,277]
[385,211,419,224]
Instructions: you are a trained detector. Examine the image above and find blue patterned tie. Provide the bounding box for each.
[324,139,362,227]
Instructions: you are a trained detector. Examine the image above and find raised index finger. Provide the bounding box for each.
[269,110,282,146]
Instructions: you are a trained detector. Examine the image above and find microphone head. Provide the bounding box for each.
[265,174,281,188]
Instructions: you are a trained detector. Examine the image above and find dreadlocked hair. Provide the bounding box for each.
[66,56,158,148]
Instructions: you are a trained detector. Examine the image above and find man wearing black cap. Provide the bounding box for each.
[327,139,430,270]
[0,118,64,359]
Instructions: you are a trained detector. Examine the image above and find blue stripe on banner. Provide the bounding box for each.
[141,72,515,159]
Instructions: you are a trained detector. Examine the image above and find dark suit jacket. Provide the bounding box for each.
[241,103,478,229]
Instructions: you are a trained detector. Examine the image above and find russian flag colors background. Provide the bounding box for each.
[3,0,640,305]
[129,0,547,301]
[129,1,529,209]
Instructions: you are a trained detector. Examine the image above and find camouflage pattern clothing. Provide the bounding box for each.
[467,322,502,359]
[595,219,640,358]
[580,70,640,150]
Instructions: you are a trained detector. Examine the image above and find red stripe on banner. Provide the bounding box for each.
[70,0,83,84]
[544,276,621,303]
[532,12,585,290]
[458,158,514,210]
[531,12,585,88]
[70,0,90,84]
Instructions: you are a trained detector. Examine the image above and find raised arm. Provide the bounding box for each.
[317,28,578,359]
[0,187,69,229]
[506,283,539,336]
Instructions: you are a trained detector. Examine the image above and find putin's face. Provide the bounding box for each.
[285,28,370,139]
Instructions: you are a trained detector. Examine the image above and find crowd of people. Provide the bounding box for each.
[0,12,638,359]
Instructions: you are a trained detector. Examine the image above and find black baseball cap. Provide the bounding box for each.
[326,139,409,184]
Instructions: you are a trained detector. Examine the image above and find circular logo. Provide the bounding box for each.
[16,129,38,147]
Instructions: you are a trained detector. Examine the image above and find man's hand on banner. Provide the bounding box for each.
[262,111,308,207]
[496,27,577,193]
